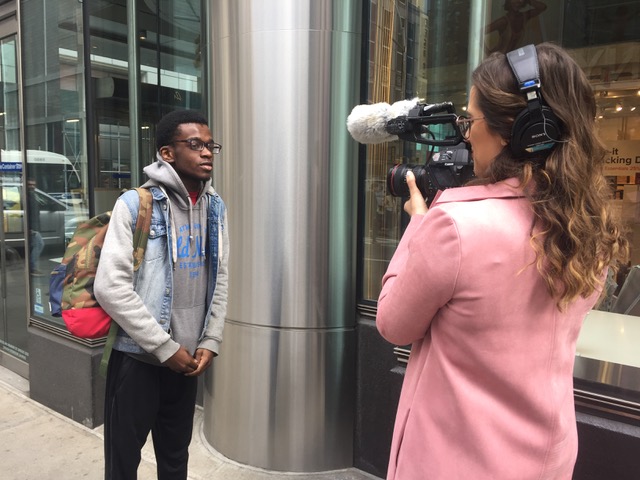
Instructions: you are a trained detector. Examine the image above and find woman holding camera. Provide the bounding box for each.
[376,43,628,480]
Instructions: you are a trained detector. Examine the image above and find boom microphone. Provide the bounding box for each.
[347,98,463,146]
[348,98,474,203]
[346,98,420,144]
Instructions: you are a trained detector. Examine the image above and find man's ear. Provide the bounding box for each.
[159,146,175,163]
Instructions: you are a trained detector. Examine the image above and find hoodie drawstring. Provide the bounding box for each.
[158,184,179,268]
[146,154,211,266]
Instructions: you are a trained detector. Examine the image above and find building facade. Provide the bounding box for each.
[0,0,638,478]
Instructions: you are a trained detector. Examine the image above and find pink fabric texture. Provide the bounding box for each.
[377,180,599,480]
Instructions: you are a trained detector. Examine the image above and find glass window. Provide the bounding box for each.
[91,0,206,194]
[360,0,471,303]
[19,0,208,332]
[0,31,29,363]
[360,0,640,416]
[562,2,640,414]
[20,0,86,328]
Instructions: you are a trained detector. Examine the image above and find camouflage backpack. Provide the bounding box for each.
[49,187,153,339]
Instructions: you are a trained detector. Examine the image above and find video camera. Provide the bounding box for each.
[384,101,474,204]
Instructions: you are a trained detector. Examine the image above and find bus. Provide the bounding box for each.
[0,150,82,204]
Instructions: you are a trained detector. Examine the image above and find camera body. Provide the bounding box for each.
[382,101,474,204]
[387,144,474,205]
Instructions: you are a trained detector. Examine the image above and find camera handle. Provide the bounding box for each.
[386,112,462,146]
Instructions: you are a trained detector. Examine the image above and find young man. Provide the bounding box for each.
[94,110,229,480]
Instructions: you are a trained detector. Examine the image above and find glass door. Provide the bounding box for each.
[0,34,28,366]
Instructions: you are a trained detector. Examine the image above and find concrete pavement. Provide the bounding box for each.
[0,366,380,480]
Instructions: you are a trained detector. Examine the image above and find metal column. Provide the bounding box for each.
[204,0,362,472]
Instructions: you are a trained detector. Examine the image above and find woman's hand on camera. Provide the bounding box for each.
[403,171,428,217]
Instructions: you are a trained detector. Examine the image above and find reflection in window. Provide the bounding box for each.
[91,0,206,192]
[20,0,87,328]
[573,37,640,411]
[360,0,640,417]
[0,31,28,360]
[361,1,470,302]
[19,0,207,329]
[0,37,19,150]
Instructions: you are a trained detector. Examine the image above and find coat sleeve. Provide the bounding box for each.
[94,199,180,362]
[198,207,229,355]
[376,206,461,346]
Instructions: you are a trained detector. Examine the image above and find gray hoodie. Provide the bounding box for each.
[94,156,229,364]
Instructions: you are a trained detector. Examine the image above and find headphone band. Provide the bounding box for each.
[505,44,561,157]
[506,45,540,92]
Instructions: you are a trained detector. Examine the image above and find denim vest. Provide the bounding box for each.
[112,186,225,354]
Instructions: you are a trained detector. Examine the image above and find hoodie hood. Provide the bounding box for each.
[141,153,215,265]
[142,153,213,206]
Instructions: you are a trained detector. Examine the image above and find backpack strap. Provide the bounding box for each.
[132,187,153,271]
[100,187,153,377]
[100,321,119,377]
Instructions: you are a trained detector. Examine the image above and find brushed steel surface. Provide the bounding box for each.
[574,355,640,392]
[205,321,356,472]
[205,0,362,472]
[210,1,360,330]
[215,26,338,329]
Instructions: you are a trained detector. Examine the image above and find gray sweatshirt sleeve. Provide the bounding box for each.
[94,199,180,362]
[198,208,229,355]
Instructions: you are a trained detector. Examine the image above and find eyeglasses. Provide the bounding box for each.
[456,115,485,140]
[172,138,222,154]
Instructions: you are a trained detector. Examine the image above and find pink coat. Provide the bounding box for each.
[377,180,598,480]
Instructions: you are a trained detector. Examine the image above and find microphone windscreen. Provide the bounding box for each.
[389,97,420,117]
[346,102,396,144]
[346,98,420,144]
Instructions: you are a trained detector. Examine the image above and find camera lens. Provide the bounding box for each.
[387,164,428,198]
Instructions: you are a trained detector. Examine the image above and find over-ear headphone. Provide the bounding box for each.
[506,44,562,157]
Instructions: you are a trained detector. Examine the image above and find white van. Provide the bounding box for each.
[0,150,82,205]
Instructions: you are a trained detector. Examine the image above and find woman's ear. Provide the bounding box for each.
[159,146,175,163]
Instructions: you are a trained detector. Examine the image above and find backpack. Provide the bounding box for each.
[49,187,153,339]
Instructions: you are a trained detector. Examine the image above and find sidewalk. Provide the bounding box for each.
[0,366,380,480]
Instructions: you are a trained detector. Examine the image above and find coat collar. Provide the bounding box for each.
[432,178,526,206]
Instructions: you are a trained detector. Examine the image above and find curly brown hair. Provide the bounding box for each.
[470,43,628,309]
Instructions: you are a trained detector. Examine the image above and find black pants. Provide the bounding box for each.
[104,350,198,480]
